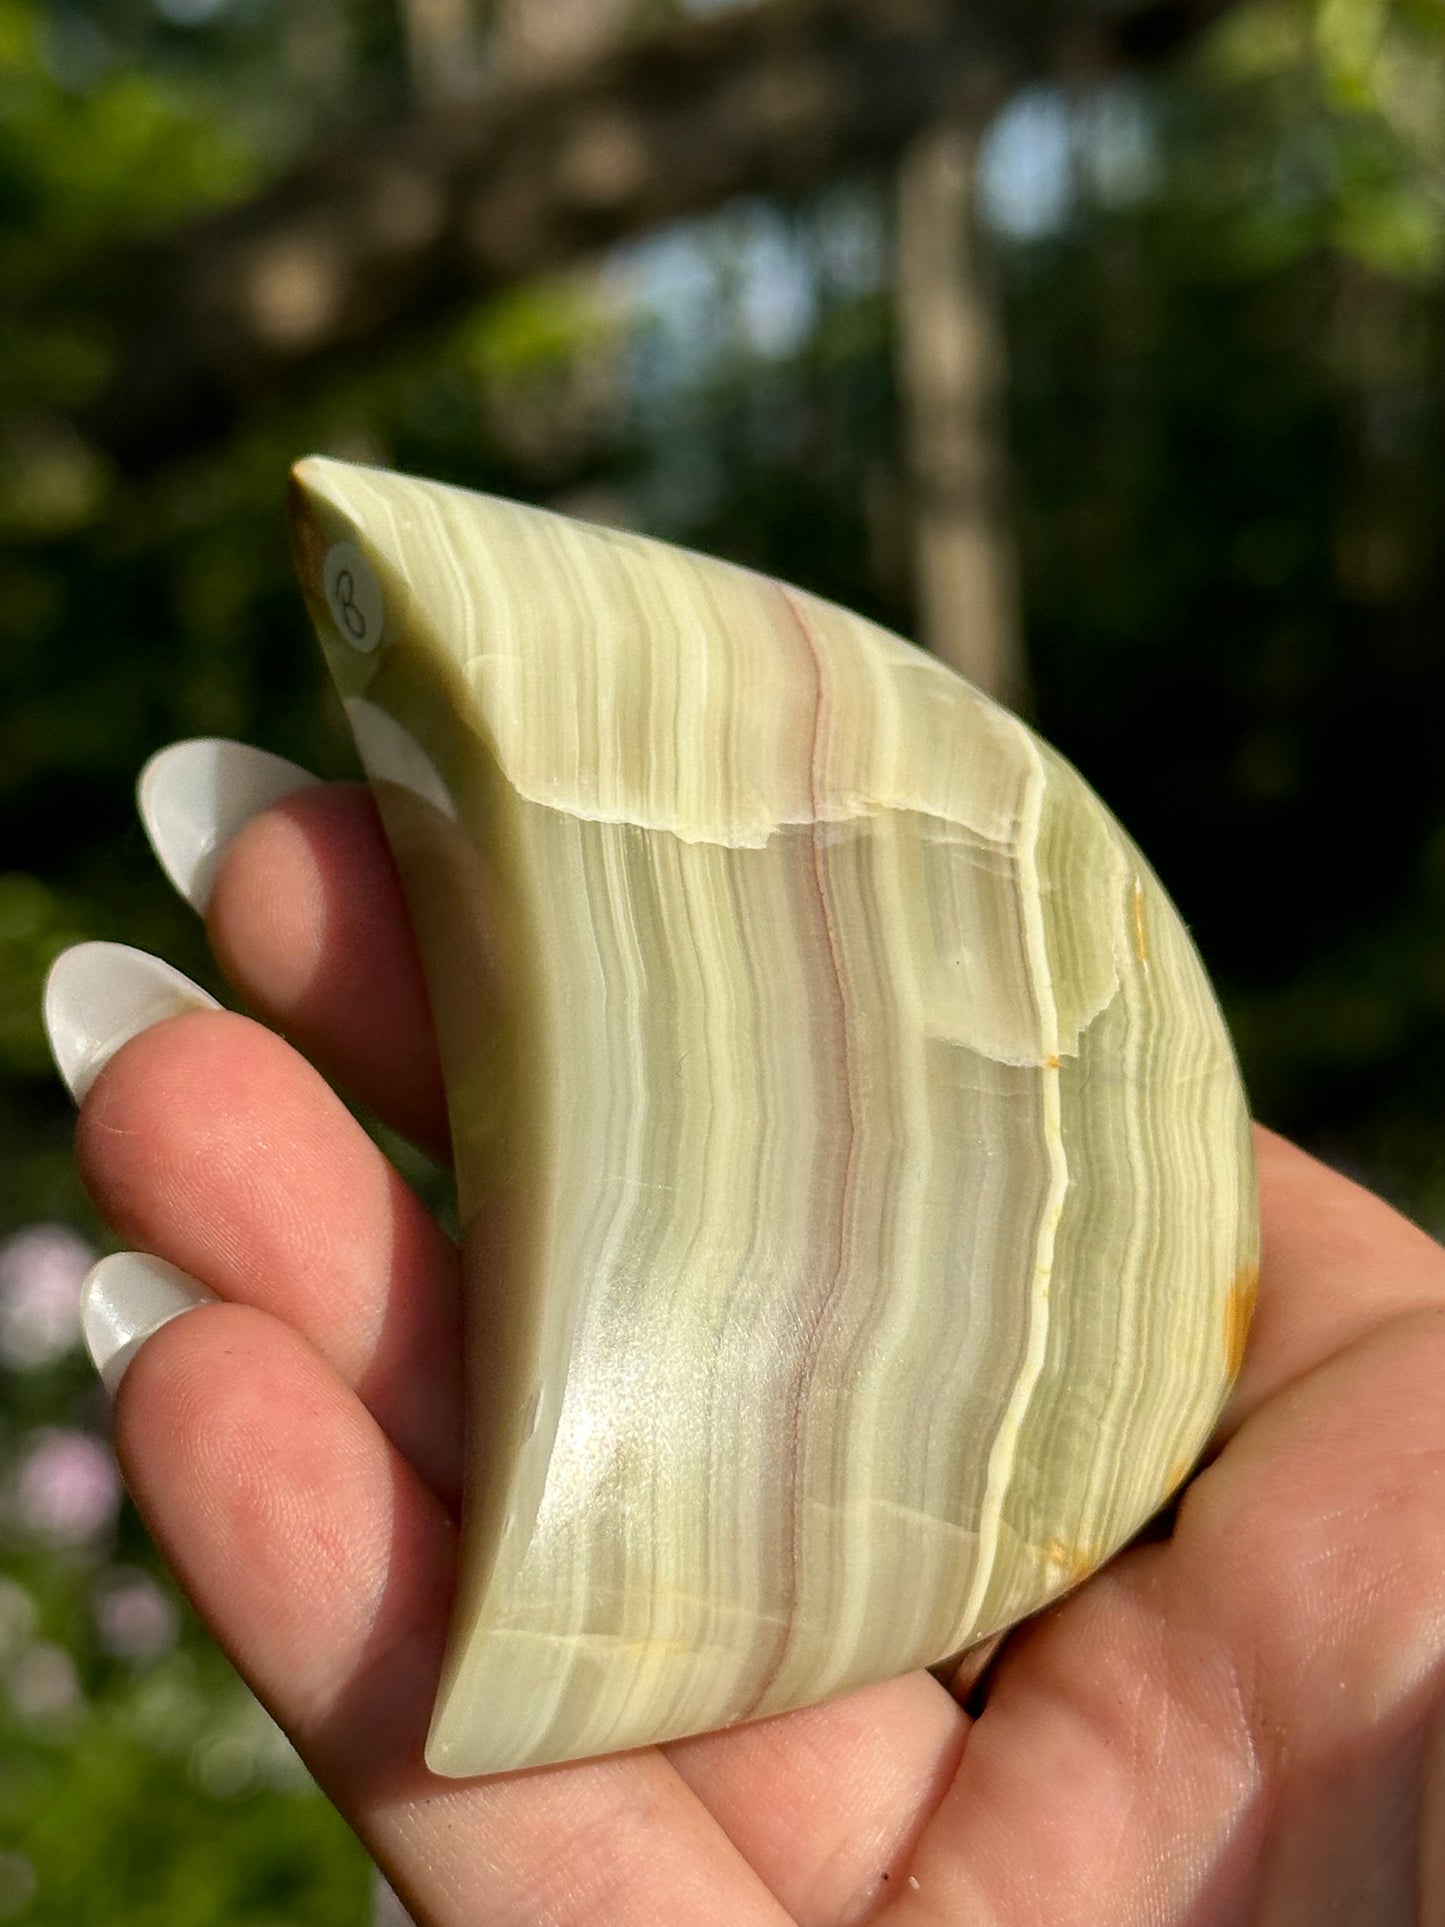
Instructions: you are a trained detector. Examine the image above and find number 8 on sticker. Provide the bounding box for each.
[323,542,385,653]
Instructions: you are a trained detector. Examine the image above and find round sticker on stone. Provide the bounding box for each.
[323,541,384,653]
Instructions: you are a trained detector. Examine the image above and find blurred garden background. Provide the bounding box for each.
[1,0,1443,1917]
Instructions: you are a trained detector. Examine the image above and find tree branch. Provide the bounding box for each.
[82,0,1232,469]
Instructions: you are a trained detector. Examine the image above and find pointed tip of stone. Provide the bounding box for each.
[288,453,365,548]
[289,452,417,546]
[291,456,559,577]
[289,451,354,501]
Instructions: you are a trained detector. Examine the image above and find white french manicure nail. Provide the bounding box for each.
[138,738,320,913]
[43,942,219,1102]
[81,1252,218,1395]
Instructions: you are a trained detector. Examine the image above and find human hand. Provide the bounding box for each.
[46,742,1445,1925]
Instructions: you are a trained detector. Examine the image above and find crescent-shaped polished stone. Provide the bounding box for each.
[289,456,1258,1779]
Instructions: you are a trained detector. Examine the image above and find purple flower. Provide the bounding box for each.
[10,1428,121,1546]
[0,1224,94,1371]
[94,1568,181,1661]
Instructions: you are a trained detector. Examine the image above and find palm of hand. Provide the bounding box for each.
[75,782,1445,1926]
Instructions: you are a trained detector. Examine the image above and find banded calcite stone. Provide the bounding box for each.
[289,456,1258,1778]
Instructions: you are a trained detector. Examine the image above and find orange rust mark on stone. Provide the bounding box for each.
[1045,1538,1097,1590]
[1224,1261,1259,1379]
[1044,1052,1061,1071]
[1164,1456,1192,1496]
[1132,881,1149,966]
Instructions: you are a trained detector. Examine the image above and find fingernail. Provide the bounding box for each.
[138,738,319,913]
[43,942,219,1102]
[81,1252,218,1395]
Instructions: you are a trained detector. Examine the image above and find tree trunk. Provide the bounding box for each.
[895,118,1025,708]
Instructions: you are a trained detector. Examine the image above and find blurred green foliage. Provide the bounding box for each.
[0,0,1443,1917]
[1,1628,363,1924]
[0,1278,366,1923]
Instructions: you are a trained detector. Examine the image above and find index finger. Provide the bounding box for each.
[205,780,451,1161]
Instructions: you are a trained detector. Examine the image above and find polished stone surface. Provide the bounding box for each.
[291,456,1258,1777]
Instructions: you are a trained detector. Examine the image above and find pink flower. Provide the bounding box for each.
[10,1428,121,1546]
[94,1569,181,1661]
[0,1224,94,1371]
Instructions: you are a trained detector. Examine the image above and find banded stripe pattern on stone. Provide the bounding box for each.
[290,457,1258,1778]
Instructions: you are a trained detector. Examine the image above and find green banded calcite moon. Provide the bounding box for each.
[289,455,1258,1779]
